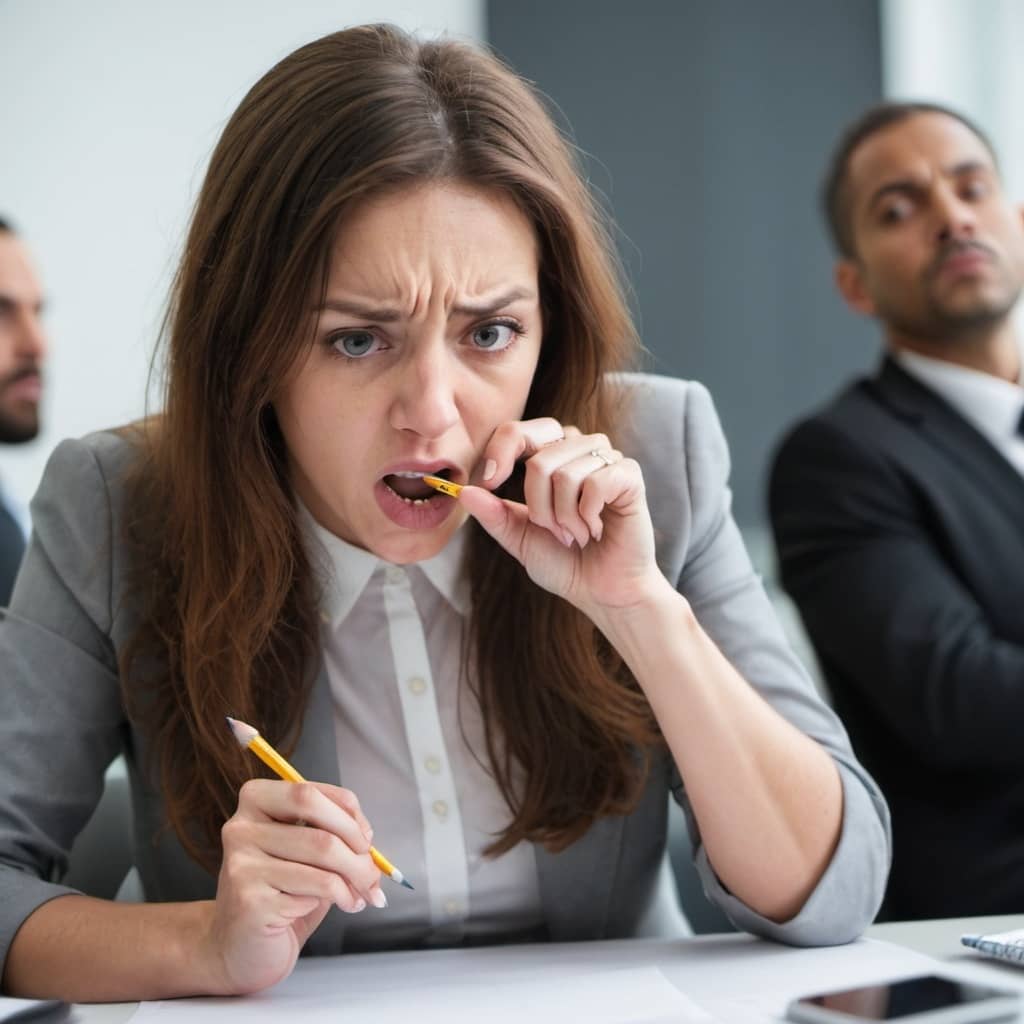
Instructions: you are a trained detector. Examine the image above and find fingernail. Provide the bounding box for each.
[363,827,374,842]
[353,898,366,912]
[483,458,497,482]
[561,529,575,548]
[371,889,388,909]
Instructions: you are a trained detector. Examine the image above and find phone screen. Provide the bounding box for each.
[793,974,1018,1020]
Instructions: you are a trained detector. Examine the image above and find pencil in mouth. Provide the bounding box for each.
[421,475,463,498]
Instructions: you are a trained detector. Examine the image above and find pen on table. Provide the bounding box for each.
[225,715,414,890]
[422,475,463,498]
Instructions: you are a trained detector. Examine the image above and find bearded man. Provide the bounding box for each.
[0,218,47,605]
[770,102,1024,920]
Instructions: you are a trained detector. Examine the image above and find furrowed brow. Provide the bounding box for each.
[451,288,536,318]
[317,299,403,322]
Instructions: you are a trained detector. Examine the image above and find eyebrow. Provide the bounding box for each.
[866,160,993,211]
[0,293,45,314]
[316,287,537,321]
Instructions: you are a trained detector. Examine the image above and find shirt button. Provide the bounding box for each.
[443,898,462,916]
[424,755,441,774]
[432,799,448,820]
[408,677,427,695]
[385,566,405,584]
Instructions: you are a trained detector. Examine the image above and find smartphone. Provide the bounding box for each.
[785,973,1021,1023]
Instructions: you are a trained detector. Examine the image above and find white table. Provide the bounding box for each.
[66,914,1024,1023]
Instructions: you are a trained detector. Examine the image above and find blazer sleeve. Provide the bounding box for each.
[769,416,1024,770]
[0,437,127,976]
[646,380,890,946]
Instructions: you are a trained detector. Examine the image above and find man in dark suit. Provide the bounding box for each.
[0,218,47,605]
[769,102,1024,920]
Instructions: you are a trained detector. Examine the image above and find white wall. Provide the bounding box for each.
[882,0,1024,201]
[0,0,483,508]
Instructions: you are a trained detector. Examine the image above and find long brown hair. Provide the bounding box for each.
[121,24,662,872]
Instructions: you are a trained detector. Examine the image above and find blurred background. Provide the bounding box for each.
[1,0,1022,539]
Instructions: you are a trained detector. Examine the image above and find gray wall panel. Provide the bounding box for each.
[488,0,883,528]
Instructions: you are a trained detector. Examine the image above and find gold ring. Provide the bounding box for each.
[590,449,616,467]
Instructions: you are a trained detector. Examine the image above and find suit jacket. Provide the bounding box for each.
[0,373,889,973]
[770,357,1024,920]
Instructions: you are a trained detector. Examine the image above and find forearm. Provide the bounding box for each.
[590,581,843,923]
[3,894,222,1002]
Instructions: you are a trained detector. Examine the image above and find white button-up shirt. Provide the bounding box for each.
[894,341,1024,477]
[301,511,545,951]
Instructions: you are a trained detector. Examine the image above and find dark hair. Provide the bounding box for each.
[122,24,656,872]
[0,217,14,234]
[822,101,998,257]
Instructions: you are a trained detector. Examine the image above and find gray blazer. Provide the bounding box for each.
[0,374,890,973]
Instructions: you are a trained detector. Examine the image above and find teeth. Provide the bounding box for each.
[392,471,427,478]
[383,479,436,504]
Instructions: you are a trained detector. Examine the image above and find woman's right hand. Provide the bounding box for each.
[197,779,385,994]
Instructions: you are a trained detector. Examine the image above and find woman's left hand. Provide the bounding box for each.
[459,418,666,615]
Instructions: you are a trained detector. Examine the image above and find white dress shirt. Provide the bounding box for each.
[893,341,1024,477]
[301,510,546,951]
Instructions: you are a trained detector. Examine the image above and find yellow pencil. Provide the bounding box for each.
[225,716,414,890]
[422,475,463,498]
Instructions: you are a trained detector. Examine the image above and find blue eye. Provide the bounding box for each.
[332,331,378,358]
[471,322,517,350]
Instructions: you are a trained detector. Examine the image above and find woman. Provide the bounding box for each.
[0,25,889,1001]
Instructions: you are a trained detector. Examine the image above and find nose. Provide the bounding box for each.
[389,335,460,440]
[9,304,47,364]
[934,186,978,244]
[19,314,47,363]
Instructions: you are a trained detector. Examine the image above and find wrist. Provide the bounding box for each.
[587,574,697,654]
[183,900,235,996]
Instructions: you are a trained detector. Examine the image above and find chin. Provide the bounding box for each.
[372,522,462,566]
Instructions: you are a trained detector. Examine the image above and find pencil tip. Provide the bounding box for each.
[224,715,258,746]
[400,878,415,890]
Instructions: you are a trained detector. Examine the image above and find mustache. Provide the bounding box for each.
[927,240,996,277]
[0,364,42,389]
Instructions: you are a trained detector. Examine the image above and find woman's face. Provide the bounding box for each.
[275,182,544,564]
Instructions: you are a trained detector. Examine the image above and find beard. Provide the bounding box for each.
[0,367,41,443]
[875,242,1022,344]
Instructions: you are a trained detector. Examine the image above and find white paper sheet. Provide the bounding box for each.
[129,964,712,1023]
[125,934,978,1024]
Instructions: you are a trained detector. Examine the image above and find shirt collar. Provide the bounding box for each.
[892,341,1024,445]
[298,501,472,628]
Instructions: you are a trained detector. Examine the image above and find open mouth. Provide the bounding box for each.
[382,468,454,504]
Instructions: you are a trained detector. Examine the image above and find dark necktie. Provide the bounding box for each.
[0,499,26,607]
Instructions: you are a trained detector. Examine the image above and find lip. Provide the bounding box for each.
[374,478,459,531]
[1,373,42,403]
[375,458,466,531]
[379,458,465,483]
[935,247,993,280]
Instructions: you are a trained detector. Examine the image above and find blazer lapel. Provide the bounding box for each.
[291,661,340,785]
[535,813,625,941]
[292,661,348,954]
[870,357,1024,525]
